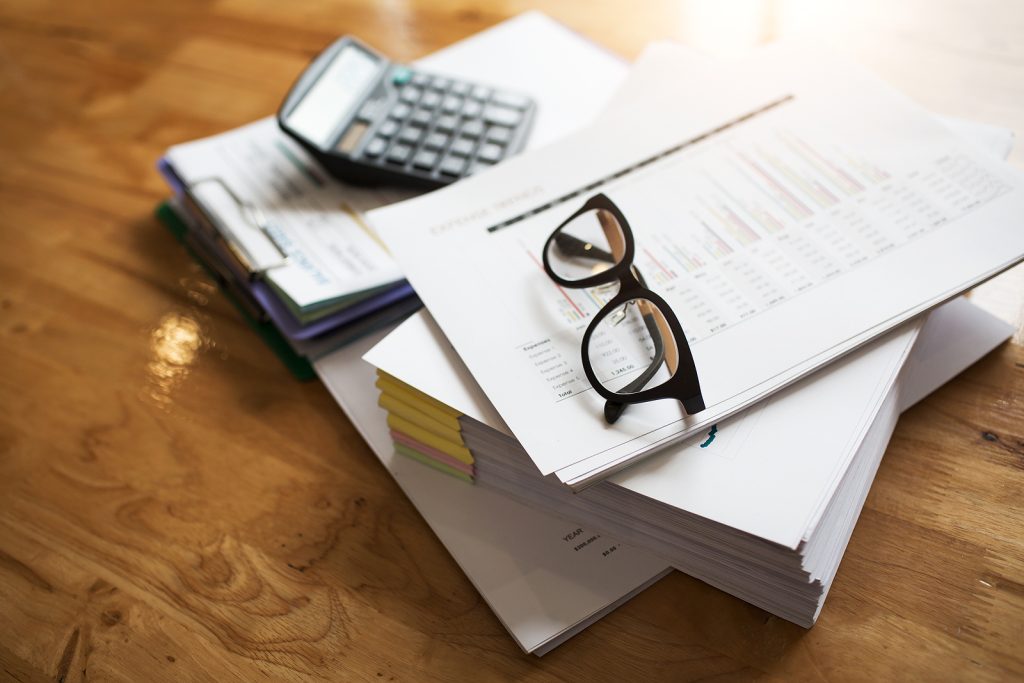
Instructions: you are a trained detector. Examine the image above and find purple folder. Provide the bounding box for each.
[251,279,414,340]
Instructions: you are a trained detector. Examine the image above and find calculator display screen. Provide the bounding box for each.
[287,44,380,148]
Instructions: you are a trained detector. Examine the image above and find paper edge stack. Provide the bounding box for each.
[377,371,476,481]
[365,301,1013,627]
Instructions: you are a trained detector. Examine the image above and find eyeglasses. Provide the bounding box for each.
[541,193,705,423]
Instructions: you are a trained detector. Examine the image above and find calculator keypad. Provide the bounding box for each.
[355,67,533,183]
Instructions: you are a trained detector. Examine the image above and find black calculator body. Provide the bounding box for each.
[277,36,536,189]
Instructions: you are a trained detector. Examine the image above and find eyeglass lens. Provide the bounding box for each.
[544,207,628,283]
[586,296,679,396]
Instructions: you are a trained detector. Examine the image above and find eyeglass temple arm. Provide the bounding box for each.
[599,209,627,262]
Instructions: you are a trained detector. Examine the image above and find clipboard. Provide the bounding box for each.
[155,201,317,380]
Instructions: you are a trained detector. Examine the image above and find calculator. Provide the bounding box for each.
[277,36,536,189]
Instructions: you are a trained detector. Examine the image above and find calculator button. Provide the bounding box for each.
[358,99,385,121]
[413,150,439,169]
[411,72,430,87]
[387,144,412,164]
[390,103,412,120]
[450,81,470,96]
[363,137,388,157]
[398,127,422,144]
[391,66,413,85]
[364,136,387,157]
[432,77,452,91]
[439,155,467,176]
[435,115,458,132]
[421,91,442,108]
[482,105,522,127]
[410,109,433,127]
[442,95,463,113]
[423,132,450,150]
[461,100,482,118]
[470,85,491,101]
[469,159,495,175]
[450,138,476,157]
[486,126,512,144]
[377,119,399,137]
[492,91,531,110]
[478,143,504,163]
[399,86,421,103]
[460,120,484,138]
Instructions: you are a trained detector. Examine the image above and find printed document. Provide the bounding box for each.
[367,45,1024,488]
[166,119,410,317]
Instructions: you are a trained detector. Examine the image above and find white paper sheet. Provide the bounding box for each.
[366,44,1024,488]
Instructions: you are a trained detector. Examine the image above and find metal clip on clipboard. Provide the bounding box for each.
[187,176,290,279]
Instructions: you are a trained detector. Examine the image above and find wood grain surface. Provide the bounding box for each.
[1,0,1022,680]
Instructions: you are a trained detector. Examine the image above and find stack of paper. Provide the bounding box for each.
[363,299,1012,626]
[158,122,422,377]
[354,35,1023,630]
[319,324,672,656]
[155,10,1020,653]
[376,369,476,481]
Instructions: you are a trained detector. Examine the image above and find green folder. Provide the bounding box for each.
[155,201,316,380]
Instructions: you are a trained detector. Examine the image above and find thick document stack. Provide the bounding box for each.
[352,19,1024,640]
[319,325,670,655]
[157,11,1020,653]
[158,140,420,377]
[362,299,1012,626]
[158,99,423,375]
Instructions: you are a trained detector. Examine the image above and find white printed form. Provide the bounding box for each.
[166,119,408,312]
[368,45,1024,489]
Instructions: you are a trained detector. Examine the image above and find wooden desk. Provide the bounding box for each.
[1,1,1022,680]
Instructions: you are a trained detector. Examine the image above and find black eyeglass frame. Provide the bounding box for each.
[541,193,706,417]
